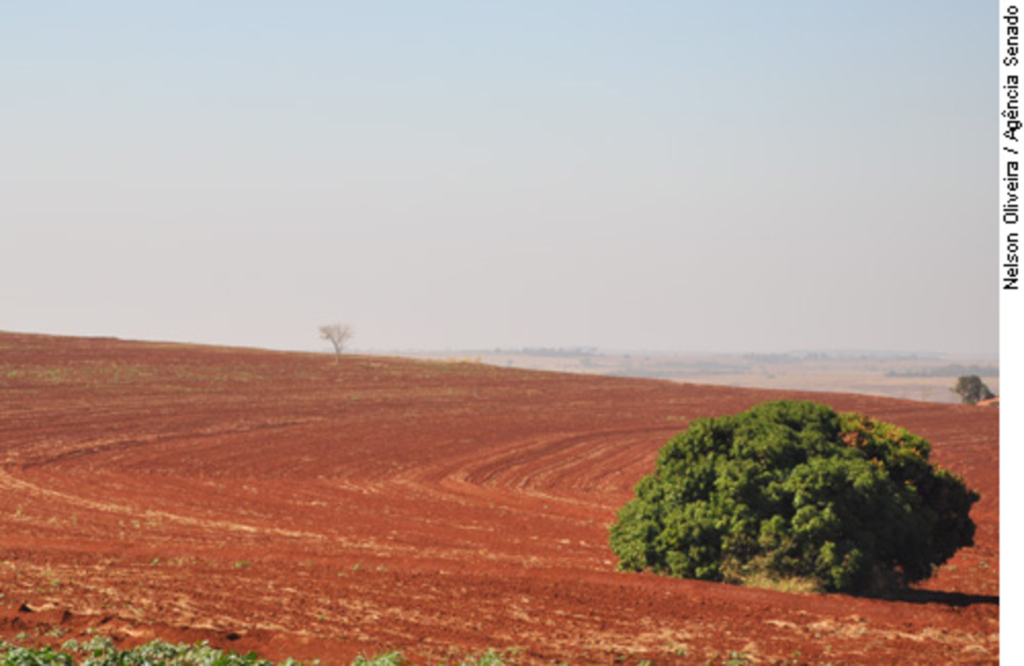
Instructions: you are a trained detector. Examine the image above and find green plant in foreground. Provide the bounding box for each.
[352,649,510,666]
[0,640,512,666]
[351,653,404,666]
[0,637,311,666]
[609,400,979,595]
[1,643,74,666]
[453,650,507,666]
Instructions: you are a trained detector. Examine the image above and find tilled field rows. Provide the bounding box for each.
[0,332,999,663]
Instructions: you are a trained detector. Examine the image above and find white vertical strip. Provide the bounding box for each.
[1000,1,1020,659]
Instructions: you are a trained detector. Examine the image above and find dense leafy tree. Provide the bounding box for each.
[610,401,978,595]
[952,375,995,405]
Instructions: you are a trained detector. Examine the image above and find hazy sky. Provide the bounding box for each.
[1,1,996,355]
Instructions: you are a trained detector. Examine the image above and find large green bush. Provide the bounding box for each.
[609,400,979,594]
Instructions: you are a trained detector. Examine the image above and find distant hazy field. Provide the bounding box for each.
[400,349,999,404]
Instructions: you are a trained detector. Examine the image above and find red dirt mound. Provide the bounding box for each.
[0,332,998,663]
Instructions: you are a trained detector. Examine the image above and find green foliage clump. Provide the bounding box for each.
[609,400,979,594]
[0,637,311,666]
[0,639,509,666]
[952,375,995,405]
[351,654,406,666]
[352,649,509,666]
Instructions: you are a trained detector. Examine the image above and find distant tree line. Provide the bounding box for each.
[743,353,803,364]
[885,364,998,378]
[606,362,741,379]
[499,347,599,358]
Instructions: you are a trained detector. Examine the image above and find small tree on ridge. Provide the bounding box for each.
[952,375,995,405]
[319,323,353,360]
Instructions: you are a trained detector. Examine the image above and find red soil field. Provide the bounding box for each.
[0,332,998,663]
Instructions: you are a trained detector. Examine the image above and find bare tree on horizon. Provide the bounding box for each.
[319,323,353,361]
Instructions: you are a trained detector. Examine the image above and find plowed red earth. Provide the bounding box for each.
[0,333,998,664]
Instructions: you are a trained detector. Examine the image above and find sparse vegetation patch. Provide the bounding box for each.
[0,639,512,666]
[0,637,311,665]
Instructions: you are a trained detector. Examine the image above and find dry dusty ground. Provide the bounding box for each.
[0,332,999,664]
